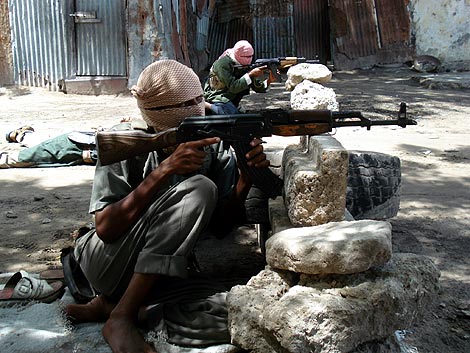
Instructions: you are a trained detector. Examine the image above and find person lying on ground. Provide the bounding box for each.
[1,125,98,168]
[63,59,270,353]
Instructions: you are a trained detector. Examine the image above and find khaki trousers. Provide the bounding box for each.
[74,174,218,298]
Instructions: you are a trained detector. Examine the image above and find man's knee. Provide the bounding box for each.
[184,174,218,209]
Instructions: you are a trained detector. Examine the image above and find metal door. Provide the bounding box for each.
[71,0,127,76]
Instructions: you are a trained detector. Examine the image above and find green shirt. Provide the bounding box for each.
[203,55,268,105]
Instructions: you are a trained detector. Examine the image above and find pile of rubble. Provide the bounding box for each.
[228,64,440,353]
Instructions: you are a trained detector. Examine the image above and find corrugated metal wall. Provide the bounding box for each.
[251,0,295,58]
[5,0,415,92]
[330,0,414,69]
[332,0,378,58]
[206,21,228,66]
[294,0,330,63]
[7,0,331,90]
[127,0,211,84]
[206,0,253,65]
[253,11,295,58]
[74,0,127,76]
[8,0,73,90]
[8,0,127,91]
[206,0,330,67]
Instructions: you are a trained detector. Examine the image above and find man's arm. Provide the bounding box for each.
[94,137,220,243]
[214,57,265,94]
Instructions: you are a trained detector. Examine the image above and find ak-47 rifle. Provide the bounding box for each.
[96,103,416,198]
[234,56,320,81]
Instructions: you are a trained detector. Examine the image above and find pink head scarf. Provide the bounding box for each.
[220,40,254,65]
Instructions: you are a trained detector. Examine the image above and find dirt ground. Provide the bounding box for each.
[0,66,469,353]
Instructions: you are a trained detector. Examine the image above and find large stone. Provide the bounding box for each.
[290,80,339,111]
[283,135,348,226]
[285,63,333,91]
[227,253,440,353]
[265,220,392,275]
[227,269,299,353]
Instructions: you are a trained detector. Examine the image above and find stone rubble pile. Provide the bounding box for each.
[228,63,440,353]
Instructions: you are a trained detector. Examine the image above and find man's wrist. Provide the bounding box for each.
[242,73,252,85]
[236,173,253,196]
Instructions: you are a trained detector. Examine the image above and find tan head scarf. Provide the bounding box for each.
[131,60,204,132]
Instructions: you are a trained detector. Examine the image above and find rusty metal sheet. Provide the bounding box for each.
[207,20,229,64]
[375,0,411,45]
[331,0,379,58]
[293,0,330,63]
[178,0,190,66]
[253,16,294,58]
[251,0,294,58]
[251,0,292,17]
[330,0,414,69]
[227,18,254,50]
[216,0,250,23]
[196,0,208,17]
[209,0,297,61]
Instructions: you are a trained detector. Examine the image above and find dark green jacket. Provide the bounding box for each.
[203,55,267,106]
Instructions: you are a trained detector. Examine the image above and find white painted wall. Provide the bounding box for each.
[410,0,470,68]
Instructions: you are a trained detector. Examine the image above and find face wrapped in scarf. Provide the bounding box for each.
[131,59,205,132]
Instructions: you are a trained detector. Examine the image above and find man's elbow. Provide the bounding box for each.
[94,226,114,243]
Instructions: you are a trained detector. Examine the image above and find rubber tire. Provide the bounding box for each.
[346,151,401,220]
[245,186,270,225]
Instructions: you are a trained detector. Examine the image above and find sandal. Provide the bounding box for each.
[0,270,65,306]
[0,269,64,286]
[5,125,35,143]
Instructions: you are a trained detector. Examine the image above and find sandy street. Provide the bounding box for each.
[0,67,469,352]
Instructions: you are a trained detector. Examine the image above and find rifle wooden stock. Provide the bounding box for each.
[96,128,177,166]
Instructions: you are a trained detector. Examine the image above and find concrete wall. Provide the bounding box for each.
[0,1,13,86]
[410,0,470,69]
[127,0,208,87]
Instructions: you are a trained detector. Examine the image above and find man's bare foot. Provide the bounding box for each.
[103,315,157,353]
[65,295,116,324]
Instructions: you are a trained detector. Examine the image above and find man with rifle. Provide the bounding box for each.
[203,40,276,114]
[203,39,320,115]
[64,59,270,353]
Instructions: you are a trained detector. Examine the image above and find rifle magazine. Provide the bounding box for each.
[231,141,283,199]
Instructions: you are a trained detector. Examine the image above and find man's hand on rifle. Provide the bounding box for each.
[237,138,270,187]
[248,66,266,79]
[245,138,269,168]
[159,137,220,176]
[248,65,279,84]
[267,69,279,84]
